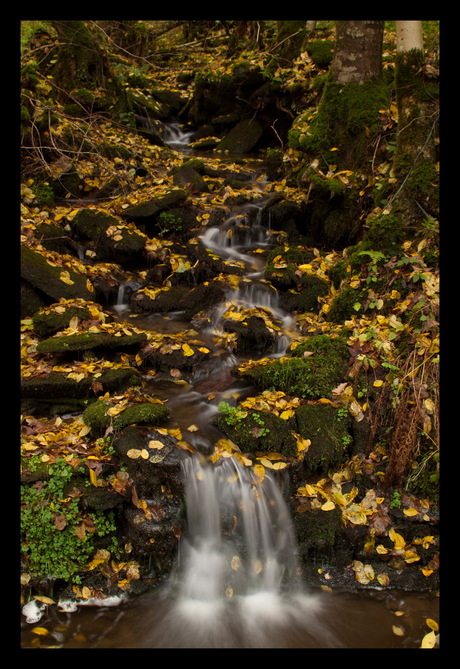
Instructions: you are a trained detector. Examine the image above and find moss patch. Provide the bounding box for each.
[237,334,349,399]
[295,403,351,473]
[83,399,169,433]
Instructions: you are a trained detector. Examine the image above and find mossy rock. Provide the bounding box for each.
[121,189,188,225]
[214,410,297,457]
[238,334,348,399]
[32,305,92,338]
[216,118,263,154]
[294,505,343,563]
[36,330,147,354]
[71,209,146,263]
[21,367,141,399]
[327,286,362,323]
[83,399,169,433]
[295,403,351,473]
[284,274,329,313]
[171,164,208,193]
[264,245,316,289]
[21,244,94,302]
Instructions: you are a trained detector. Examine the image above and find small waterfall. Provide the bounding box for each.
[199,199,298,356]
[113,280,141,314]
[156,455,323,648]
[161,121,194,151]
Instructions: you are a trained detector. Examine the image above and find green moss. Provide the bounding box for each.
[289,75,390,169]
[83,399,169,432]
[295,403,351,472]
[238,334,348,399]
[33,306,91,338]
[327,286,362,323]
[36,331,147,354]
[306,40,335,68]
[215,408,297,457]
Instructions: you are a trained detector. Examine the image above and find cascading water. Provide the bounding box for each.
[141,192,332,649]
[151,454,327,649]
[161,121,194,151]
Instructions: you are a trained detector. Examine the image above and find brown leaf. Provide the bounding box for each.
[54,514,67,530]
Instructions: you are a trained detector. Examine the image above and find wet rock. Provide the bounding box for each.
[70,208,146,264]
[21,367,141,413]
[36,330,147,355]
[223,315,276,355]
[216,118,263,154]
[21,244,94,302]
[295,404,352,474]
[83,398,170,434]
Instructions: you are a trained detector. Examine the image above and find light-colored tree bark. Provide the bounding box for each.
[396,20,424,52]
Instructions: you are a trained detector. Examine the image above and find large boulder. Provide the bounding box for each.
[216,118,263,154]
[21,244,94,302]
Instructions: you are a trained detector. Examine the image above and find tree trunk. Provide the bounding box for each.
[391,21,439,225]
[331,20,384,84]
[51,20,131,117]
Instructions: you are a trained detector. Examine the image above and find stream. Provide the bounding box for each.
[21,125,439,649]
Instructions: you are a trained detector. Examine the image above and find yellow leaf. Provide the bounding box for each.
[389,527,406,550]
[403,507,419,517]
[148,440,165,450]
[321,500,335,511]
[231,556,240,571]
[377,573,390,586]
[373,379,383,387]
[426,618,439,632]
[34,595,55,605]
[280,409,295,420]
[89,469,98,486]
[31,627,50,636]
[182,343,194,356]
[253,464,265,480]
[59,270,74,285]
[421,630,436,648]
[127,449,142,459]
[392,625,405,637]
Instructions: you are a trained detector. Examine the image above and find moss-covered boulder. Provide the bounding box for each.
[21,367,141,413]
[36,330,147,354]
[295,403,352,474]
[214,407,297,457]
[283,274,329,313]
[83,398,169,433]
[21,244,94,302]
[264,245,316,289]
[237,334,349,399]
[171,164,208,193]
[216,118,263,153]
[120,189,188,229]
[32,304,93,338]
[71,208,146,264]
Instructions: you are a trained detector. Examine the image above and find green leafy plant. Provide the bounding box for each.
[21,457,116,581]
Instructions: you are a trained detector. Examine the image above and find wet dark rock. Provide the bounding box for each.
[36,330,147,355]
[70,208,146,264]
[223,315,276,355]
[21,367,141,399]
[120,189,188,228]
[295,404,352,474]
[216,118,263,154]
[21,244,94,302]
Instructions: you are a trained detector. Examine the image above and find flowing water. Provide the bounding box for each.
[21,123,439,649]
